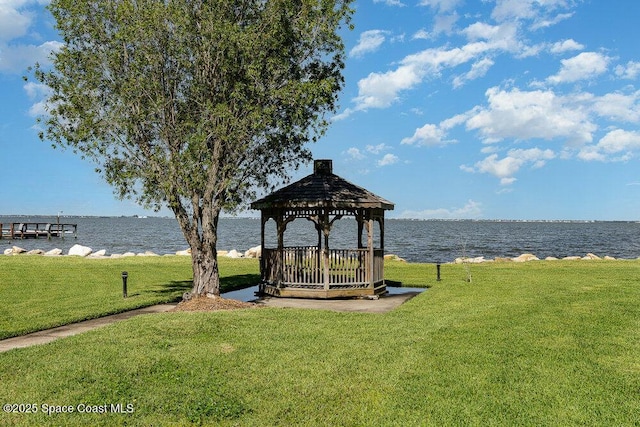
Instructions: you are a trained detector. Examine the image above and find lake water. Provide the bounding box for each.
[2,216,640,263]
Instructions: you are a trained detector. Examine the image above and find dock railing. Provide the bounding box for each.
[0,222,77,240]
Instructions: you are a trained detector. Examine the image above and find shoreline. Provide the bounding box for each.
[2,244,638,263]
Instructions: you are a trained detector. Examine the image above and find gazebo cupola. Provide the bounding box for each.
[250,159,394,299]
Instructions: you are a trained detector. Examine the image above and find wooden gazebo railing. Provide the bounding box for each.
[261,247,384,290]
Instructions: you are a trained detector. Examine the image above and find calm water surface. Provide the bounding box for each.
[2,216,640,263]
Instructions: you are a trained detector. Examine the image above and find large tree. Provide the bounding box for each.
[34,0,353,296]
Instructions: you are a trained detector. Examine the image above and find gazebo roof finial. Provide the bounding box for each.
[314,159,333,175]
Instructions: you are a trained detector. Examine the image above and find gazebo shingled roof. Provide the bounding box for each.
[251,159,394,299]
[250,160,394,211]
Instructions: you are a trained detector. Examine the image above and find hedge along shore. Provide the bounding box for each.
[2,244,637,263]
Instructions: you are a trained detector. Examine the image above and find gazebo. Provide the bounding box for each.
[250,159,394,298]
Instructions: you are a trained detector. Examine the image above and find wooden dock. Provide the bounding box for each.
[0,222,77,240]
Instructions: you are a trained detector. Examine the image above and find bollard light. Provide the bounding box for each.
[436,263,441,281]
[122,271,128,298]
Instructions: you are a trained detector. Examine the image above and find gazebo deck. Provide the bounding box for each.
[259,246,385,298]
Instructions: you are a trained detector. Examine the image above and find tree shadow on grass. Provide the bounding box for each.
[147,274,261,299]
[220,274,261,293]
[146,280,193,301]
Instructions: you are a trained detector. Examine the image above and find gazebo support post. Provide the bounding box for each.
[316,222,322,284]
[367,214,374,289]
[357,211,364,249]
[276,215,284,287]
[259,213,266,289]
[322,212,331,291]
[379,215,385,253]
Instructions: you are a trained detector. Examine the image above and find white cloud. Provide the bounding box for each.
[615,61,640,80]
[350,30,389,58]
[401,123,448,146]
[0,0,35,42]
[462,148,555,185]
[462,22,501,41]
[546,52,610,85]
[491,0,536,21]
[440,112,471,130]
[348,21,524,113]
[353,62,424,110]
[530,13,573,30]
[418,0,461,13]
[331,107,355,121]
[373,0,405,6]
[433,12,459,35]
[512,147,555,168]
[345,0,635,185]
[549,39,584,54]
[452,57,494,88]
[413,14,458,40]
[354,44,483,110]
[28,96,48,116]
[345,147,365,160]
[0,1,60,74]
[461,22,521,53]
[516,42,545,59]
[366,143,391,154]
[491,0,572,25]
[23,80,51,117]
[399,199,482,220]
[406,87,639,150]
[377,153,399,166]
[578,129,640,162]
[401,111,470,146]
[575,145,605,162]
[590,91,640,123]
[23,80,48,98]
[405,84,640,170]
[0,39,61,73]
[344,144,394,163]
[466,87,596,145]
[597,129,640,153]
[412,29,430,40]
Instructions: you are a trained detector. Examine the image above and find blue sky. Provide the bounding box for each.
[1,0,640,220]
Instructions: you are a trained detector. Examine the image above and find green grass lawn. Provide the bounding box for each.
[0,256,259,339]
[0,258,639,426]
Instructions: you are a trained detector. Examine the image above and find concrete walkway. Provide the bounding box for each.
[0,290,423,353]
[255,291,422,313]
[0,303,177,353]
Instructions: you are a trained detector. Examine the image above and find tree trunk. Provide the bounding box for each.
[191,245,220,296]
[190,208,221,296]
[173,201,222,297]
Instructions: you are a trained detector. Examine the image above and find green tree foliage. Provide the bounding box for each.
[33,0,353,295]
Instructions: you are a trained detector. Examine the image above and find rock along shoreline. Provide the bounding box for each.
[1,244,263,259]
[2,245,636,263]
